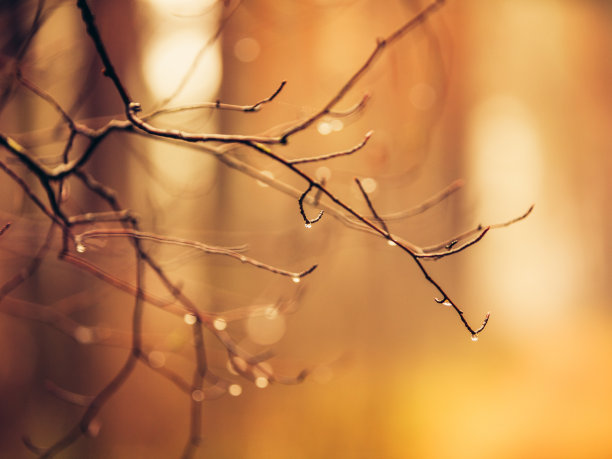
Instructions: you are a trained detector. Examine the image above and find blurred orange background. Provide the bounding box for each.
[0,0,610,458]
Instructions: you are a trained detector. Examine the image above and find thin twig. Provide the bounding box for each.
[354,177,389,235]
[75,228,317,280]
[289,130,373,165]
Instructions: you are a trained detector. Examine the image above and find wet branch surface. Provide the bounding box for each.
[0,0,533,457]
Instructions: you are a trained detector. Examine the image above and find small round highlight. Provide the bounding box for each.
[254,377,269,389]
[315,166,331,182]
[183,313,197,325]
[191,389,205,402]
[234,37,261,63]
[213,317,227,331]
[360,177,377,193]
[74,326,94,344]
[148,351,166,369]
[228,384,242,396]
[317,121,333,135]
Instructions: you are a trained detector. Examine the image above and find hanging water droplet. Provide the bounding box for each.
[442,300,452,307]
[291,276,301,284]
[254,376,269,389]
[387,240,396,247]
[76,242,86,253]
[239,255,247,263]
[471,335,479,342]
[305,223,312,229]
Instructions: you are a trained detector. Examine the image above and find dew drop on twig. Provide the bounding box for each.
[305,223,312,229]
[291,276,301,284]
[76,242,86,253]
[471,335,479,342]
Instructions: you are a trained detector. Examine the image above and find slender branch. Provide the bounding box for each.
[0,222,11,237]
[354,177,389,235]
[75,228,317,280]
[144,81,287,120]
[298,184,324,227]
[289,130,373,165]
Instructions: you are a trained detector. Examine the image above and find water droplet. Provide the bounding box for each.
[76,243,86,253]
[471,335,479,342]
[291,276,301,284]
[255,377,269,389]
[442,300,452,307]
[228,384,242,396]
[239,255,247,263]
[213,317,227,331]
[387,240,396,247]
[305,223,312,229]
[191,389,205,402]
[183,313,197,325]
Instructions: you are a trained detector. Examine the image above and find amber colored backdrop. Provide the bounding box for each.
[0,0,610,458]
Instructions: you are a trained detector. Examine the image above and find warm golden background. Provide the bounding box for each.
[0,0,610,458]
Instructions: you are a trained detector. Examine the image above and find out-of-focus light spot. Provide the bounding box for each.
[191,389,205,402]
[228,384,242,396]
[213,317,227,331]
[143,29,222,103]
[409,83,436,110]
[360,177,377,193]
[148,351,166,368]
[315,166,331,182]
[246,308,286,346]
[234,37,261,63]
[147,0,216,16]
[330,119,344,132]
[256,170,274,187]
[75,242,86,254]
[468,95,541,218]
[87,419,101,438]
[184,313,197,325]
[74,326,94,344]
[254,376,269,389]
[317,121,333,135]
